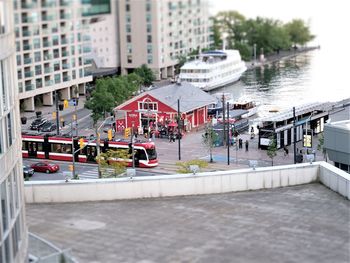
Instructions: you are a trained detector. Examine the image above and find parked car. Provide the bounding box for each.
[30,162,60,173]
[40,121,57,132]
[23,165,35,177]
[29,118,47,130]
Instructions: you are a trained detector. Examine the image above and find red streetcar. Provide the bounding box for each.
[22,134,158,168]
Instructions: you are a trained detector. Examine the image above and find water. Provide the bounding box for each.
[212,49,349,117]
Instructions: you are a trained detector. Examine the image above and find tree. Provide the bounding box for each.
[85,82,115,126]
[134,64,155,86]
[202,123,218,163]
[284,19,315,47]
[267,136,277,166]
[96,149,130,177]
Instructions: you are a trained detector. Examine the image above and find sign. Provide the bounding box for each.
[303,129,312,148]
[260,138,270,146]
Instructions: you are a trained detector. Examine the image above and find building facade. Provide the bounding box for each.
[0,1,28,262]
[118,0,212,80]
[86,0,120,69]
[115,82,215,133]
[324,120,350,173]
[14,0,93,112]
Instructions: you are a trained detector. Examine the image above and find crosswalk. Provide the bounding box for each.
[77,168,118,179]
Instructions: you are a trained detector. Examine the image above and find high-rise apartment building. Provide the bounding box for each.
[118,0,212,80]
[0,1,28,262]
[86,0,120,69]
[14,0,93,112]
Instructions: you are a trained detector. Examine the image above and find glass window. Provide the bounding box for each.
[1,179,9,232]
[50,143,72,154]
[34,51,41,62]
[0,2,6,34]
[126,35,131,43]
[147,35,152,43]
[7,112,13,147]
[125,4,130,12]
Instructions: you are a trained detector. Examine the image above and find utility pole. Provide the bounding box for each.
[293,107,297,164]
[222,94,226,146]
[178,99,181,161]
[227,101,230,165]
[131,123,135,169]
[55,90,60,135]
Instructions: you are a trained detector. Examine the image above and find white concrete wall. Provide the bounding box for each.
[24,163,320,203]
[319,162,350,199]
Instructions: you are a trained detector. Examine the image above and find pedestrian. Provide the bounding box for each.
[284,146,289,156]
[169,132,173,142]
[239,138,243,149]
[245,140,249,151]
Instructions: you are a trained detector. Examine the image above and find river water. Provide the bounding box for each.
[212,49,349,118]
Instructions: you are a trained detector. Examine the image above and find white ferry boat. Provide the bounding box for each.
[179,50,247,91]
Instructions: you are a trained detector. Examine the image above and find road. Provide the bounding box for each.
[23,159,161,181]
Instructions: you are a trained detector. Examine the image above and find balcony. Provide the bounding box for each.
[42,1,56,8]
[21,2,37,9]
[42,15,55,22]
[84,59,92,65]
[24,71,33,78]
[61,38,69,45]
[60,0,71,6]
[23,57,32,64]
[60,14,71,20]
[23,44,32,51]
[62,51,69,57]
[63,76,71,82]
[45,80,54,86]
[62,63,70,70]
[25,84,35,91]
[22,30,31,37]
[44,67,53,74]
[35,70,42,75]
[83,46,91,53]
[43,41,51,48]
[43,54,52,61]
[82,35,91,42]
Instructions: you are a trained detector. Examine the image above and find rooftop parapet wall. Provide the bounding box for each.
[24,163,329,203]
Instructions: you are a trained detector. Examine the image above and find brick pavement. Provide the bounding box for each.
[26,184,350,263]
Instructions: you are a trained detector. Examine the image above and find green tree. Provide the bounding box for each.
[284,19,315,47]
[96,149,130,177]
[85,82,115,126]
[134,64,156,86]
[267,136,277,166]
[202,124,218,163]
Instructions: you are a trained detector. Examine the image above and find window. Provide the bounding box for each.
[147,55,153,64]
[126,35,131,43]
[1,179,9,232]
[146,2,151,12]
[34,51,41,62]
[35,65,41,75]
[147,24,151,33]
[147,35,152,43]
[51,143,72,154]
[147,45,152,54]
[7,112,13,147]
[126,4,130,12]
[146,14,151,23]
[126,24,131,33]
[127,55,132,63]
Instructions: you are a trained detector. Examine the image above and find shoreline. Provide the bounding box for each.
[245,46,320,70]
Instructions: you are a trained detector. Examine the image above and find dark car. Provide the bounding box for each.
[23,165,35,177]
[40,121,57,132]
[29,118,47,130]
[30,162,60,173]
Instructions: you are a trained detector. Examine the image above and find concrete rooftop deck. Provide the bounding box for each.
[26,183,350,263]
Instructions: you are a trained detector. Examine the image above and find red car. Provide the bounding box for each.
[30,162,60,173]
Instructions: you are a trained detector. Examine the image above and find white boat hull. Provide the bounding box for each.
[241,106,258,118]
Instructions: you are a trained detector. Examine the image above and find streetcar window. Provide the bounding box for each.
[37,142,43,151]
[146,148,157,160]
[22,142,28,151]
[51,143,72,154]
[135,149,147,160]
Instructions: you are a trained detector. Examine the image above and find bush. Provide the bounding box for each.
[175,159,208,174]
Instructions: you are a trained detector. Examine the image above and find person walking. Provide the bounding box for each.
[239,138,243,149]
[245,140,249,151]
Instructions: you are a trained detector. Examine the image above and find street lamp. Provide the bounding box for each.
[253,44,257,65]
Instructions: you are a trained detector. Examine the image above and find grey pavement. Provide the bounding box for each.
[26,184,350,263]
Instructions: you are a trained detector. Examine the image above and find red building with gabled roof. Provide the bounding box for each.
[115,82,215,134]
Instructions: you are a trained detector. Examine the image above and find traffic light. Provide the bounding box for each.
[72,114,77,121]
[79,138,84,149]
[124,128,131,138]
[68,165,73,171]
[107,129,112,140]
[63,99,69,109]
[52,112,56,119]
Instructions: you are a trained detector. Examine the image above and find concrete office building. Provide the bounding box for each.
[0,0,28,262]
[14,0,93,112]
[324,120,350,173]
[118,0,212,80]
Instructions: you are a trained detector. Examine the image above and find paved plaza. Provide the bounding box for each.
[26,184,350,263]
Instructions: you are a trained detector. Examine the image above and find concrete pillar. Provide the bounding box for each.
[167,66,174,77]
[121,68,128,75]
[154,69,161,81]
[78,83,85,95]
[24,97,35,112]
[161,67,167,79]
[60,87,71,101]
[43,92,53,106]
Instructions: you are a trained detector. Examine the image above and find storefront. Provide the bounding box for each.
[115,82,215,136]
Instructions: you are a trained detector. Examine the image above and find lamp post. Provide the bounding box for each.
[55,90,60,135]
[253,44,257,64]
